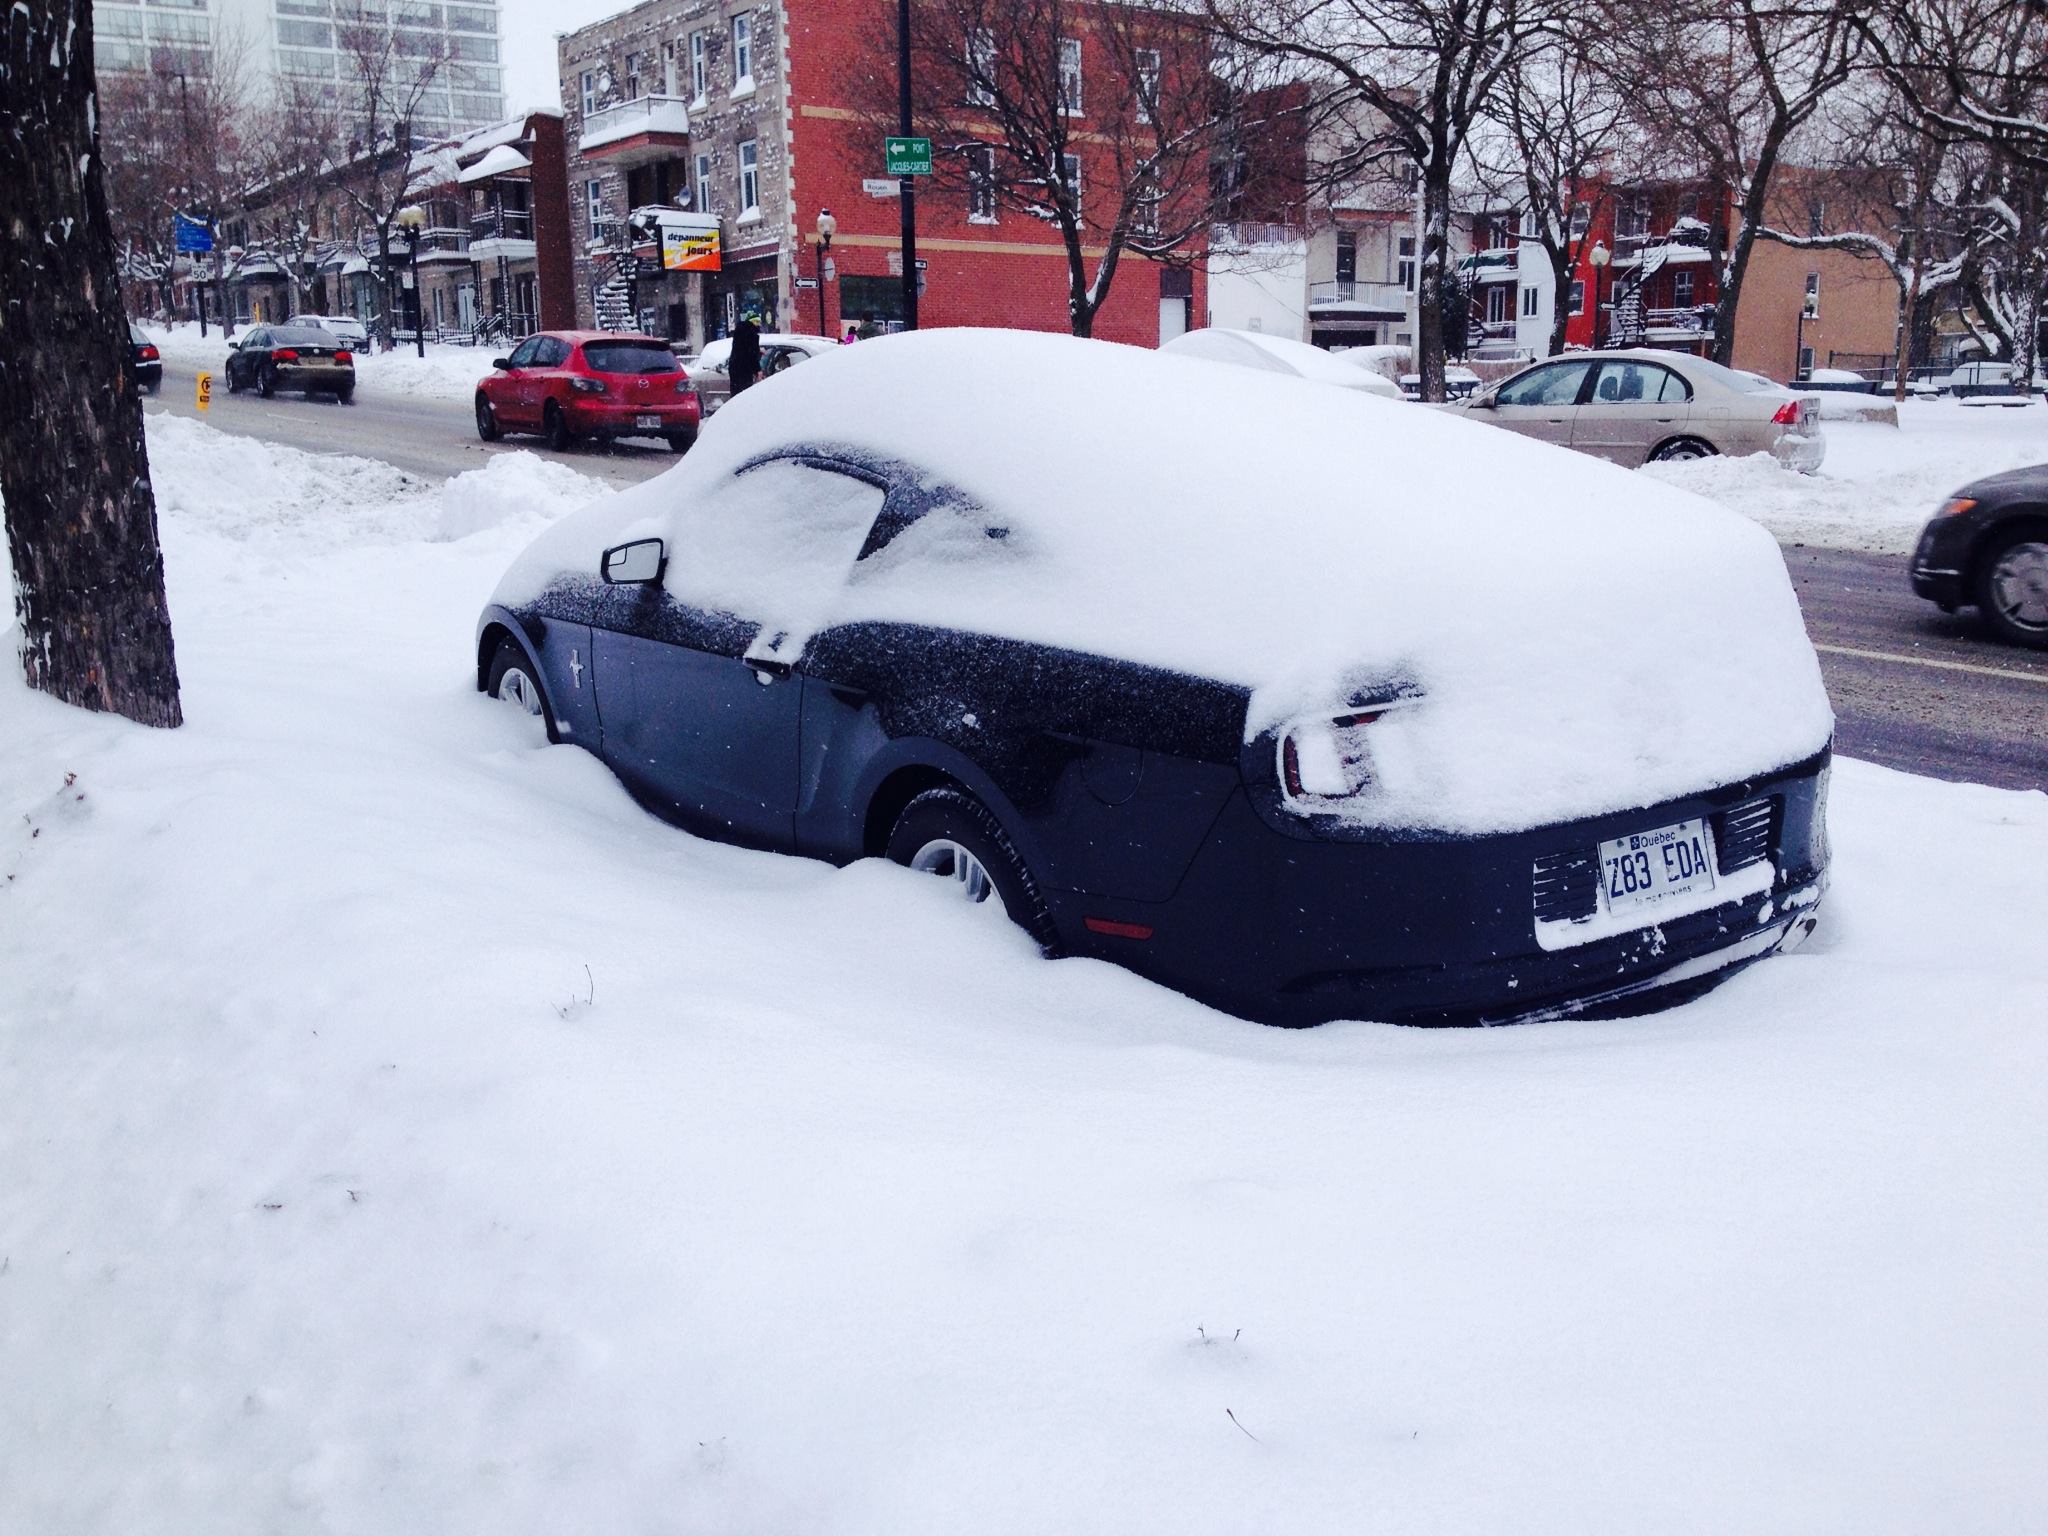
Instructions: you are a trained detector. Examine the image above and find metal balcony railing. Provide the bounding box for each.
[470,207,533,242]
[1307,279,1409,311]
[581,93,691,152]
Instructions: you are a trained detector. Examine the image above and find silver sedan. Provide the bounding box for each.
[1449,349,1825,472]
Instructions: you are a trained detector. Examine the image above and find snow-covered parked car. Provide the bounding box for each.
[1448,349,1826,472]
[1936,361,2043,399]
[475,328,1832,1025]
[293,313,370,348]
[1401,365,1484,399]
[1160,327,1404,398]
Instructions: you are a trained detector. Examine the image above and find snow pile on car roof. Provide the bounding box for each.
[498,328,1832,831]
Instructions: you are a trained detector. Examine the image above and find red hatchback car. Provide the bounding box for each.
[475,331,700,453]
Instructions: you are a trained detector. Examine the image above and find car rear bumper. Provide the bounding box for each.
[565,398,701,437]
[1771,430,1826,474]
[279,364,354,392]
[1052,748,1832,1026]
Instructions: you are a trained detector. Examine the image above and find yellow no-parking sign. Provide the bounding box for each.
[196,371,212,410]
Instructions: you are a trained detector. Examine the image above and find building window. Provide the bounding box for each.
[580,70,596,116]
[1134,47,1160,123]
[738,138,759,214]
[1521,284,1538,318]
[1568,279,1586,316]
[689,30,708,102]
[1673,269,1694,307]
[731,14,753,91]
[1798,344,1815,377]
[1060,152,1081,211]
[967,144,997,223]
[965,27,994,107]
[1804,271,1820,317]
[1486,285,1508,324]
[1058,37,1082,115]
[1808,200,1826,238]
[694,151,713,213]
[662,38,679,95]
[1398,234,1415,291]
[585,178,604,240]
[1486,216,1512,250]
[1618,195,1650,239]
[1334,230,1356,284]
[1134,171,1161,236]
[1569,201,1590,238]
[624,50,642,98]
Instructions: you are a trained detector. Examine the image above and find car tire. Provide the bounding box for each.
[543,401,574,453]
[485,636,556,741]
[225,366,243,394]
[257,363,276,399]
[1650,437,1715,463]
[334,384,354,404]
[475,394,501,441]
[1974,524,2048,649]
[665,430,695,454]
[142,378,159,396]
[885,786,1059,953]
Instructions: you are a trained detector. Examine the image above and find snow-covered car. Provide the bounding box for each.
[1937,361,2043,399]
[1910,462,2048,648]
[1160,328,1405,398]
[1400,365,1484,399]
[293,314,370,348]
[1448,349,1826,472]
[475,329,1831,1025]
[678,332,837,413]
[1798,367,1879,394]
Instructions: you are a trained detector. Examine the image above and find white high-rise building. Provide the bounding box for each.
[93,0,505,141]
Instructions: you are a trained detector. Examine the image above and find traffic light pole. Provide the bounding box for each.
[897,0,917,330]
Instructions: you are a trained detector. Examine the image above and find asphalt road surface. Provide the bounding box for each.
[146,358,679,489]
[145,364,2046,792]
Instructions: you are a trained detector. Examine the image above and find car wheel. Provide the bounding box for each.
[885,786,1058,952]
[665,430,695,454]
[543,401,574,453]
[257,363,276,399]
[485,636,555,741]
[1974,525,2048,649]
[333,384,354,404]
[1650,437,1715,463]
[142,378,159,396]
[475,394,500,441]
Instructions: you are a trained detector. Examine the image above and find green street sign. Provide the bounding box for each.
[884,135,933,176]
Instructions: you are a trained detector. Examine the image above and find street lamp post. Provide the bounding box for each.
[1588,240,1609,348]
[396,204,426,358]
[815,207,836,338]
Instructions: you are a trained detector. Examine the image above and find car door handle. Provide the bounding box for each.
[748,656,793,683]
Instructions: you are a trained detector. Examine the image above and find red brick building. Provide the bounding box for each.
[559,0,1203,349]
[1561,180,1735,355]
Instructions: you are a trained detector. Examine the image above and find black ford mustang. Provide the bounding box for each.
[476,331,1832,1026]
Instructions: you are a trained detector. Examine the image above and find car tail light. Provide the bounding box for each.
[333,350,353,365]
[1771,398,1805,426]
[1279,709,1390,808]
[273,348,300,363]
[676,375,695,395]
[139,345,159,361]
[571,376,608,394]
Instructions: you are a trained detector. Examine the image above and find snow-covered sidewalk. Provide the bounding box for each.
[3,417,2045,1532]
[1648,396,2048,553]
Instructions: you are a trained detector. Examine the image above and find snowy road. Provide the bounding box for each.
[140,359,2047,792]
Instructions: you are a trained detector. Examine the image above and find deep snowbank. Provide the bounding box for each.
[143,321,500,404]
[3,415,2045,1534]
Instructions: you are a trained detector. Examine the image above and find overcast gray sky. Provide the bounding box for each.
[499,0,635,112]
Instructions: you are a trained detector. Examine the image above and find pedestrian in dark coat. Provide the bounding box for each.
[729,317,762,395]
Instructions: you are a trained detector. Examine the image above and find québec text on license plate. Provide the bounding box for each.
[1599,817,1716,916]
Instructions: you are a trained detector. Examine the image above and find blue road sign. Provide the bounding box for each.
[174,213,214,254]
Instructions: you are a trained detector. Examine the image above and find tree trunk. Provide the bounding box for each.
[1546,241,1573,356]
[1415,168,1452,402]
[0,0,183,727]
[1711,127,1788,366]
[375,226,396,350]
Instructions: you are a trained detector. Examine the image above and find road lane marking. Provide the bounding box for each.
[1813,642,2048,685]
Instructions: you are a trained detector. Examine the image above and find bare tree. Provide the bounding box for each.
[1204,0,1564,399]
[1603,0,1861,364]
[1471,26,1638,356]
[1,0,182,725]
[334,2,450,349]
[1858,0,2048,173]
[247,74,344,316]
[849,0,1265,337]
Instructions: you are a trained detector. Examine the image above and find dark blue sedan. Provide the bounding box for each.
[476,330,1833,1025]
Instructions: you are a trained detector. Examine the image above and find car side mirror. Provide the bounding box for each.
[1470,390,1496,409]
[492,357,512,370]
[601,538,666,585]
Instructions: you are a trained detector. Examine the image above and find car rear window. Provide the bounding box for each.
[583,342,679,375]
[1684,356,1777,394]
[272,327,339,347]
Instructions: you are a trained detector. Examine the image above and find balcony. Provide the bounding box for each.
[580,94,691,165]
[470,206,535,262]
[1457,247,1520,283]
[413,225,470,262]
[1307,279,1409,313]
[1643,305,1713,335]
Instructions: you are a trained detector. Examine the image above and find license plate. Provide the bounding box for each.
[635,414,663,429]
[1599,818,1716,918]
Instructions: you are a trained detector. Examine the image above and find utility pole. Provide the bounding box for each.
[897,0,917,330]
